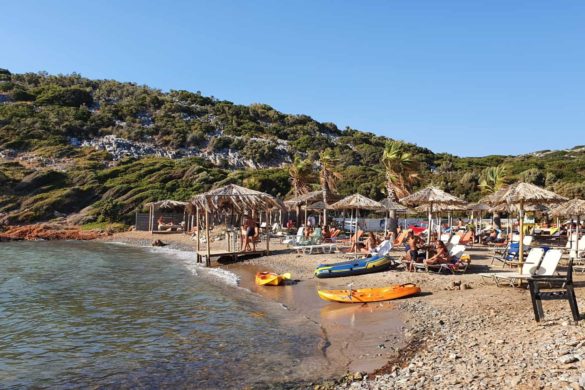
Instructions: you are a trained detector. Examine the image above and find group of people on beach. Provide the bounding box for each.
[403,230,450,271]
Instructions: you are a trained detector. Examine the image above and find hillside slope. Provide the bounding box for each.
[1,69,584,225]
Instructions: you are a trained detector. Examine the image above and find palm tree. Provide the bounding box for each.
[479,165,508,229]
[319,149,342,225]
[288,157,312,226]
[381,140,419,232]
[479,165,507,194]
[288,156,312,197]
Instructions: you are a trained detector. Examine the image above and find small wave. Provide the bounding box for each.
[202,267,240,287]
[113,243,240,287]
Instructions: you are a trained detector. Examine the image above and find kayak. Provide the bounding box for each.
[255,272,291,286]
[314,255,394,279]
[318,283,421,303]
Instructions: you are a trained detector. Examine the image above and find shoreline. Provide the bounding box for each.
[101,232,407,378]
[102,231,585,389]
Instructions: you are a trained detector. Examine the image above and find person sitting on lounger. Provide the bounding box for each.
[424,240,450,265]
[157,216,173,231]
[482,229,498,244]
[361,233,379,254]
[322,225,331,240]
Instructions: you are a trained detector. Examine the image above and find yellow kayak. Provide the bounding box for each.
[317,283,421,303]
[255,272,291,286]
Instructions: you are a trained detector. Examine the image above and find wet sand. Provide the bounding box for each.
[228,262,406,373]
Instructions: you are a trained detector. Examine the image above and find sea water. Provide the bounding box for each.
[0,241,333,389]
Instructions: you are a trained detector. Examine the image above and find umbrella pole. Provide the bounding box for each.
[196,207,200,252]
[427,203,433,259]
[518,202,525,270]
[575,216,580,264]
[205,209,211,267]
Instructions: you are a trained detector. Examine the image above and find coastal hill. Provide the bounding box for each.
[0,68,584,226]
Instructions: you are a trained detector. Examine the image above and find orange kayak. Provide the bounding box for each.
[317,283,421,303]
[255,272,291,286]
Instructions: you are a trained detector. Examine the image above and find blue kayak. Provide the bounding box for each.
[314,256,394,279]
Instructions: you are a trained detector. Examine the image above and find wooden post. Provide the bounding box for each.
[266,210,271,255]
[149,204,153,232]
[518,201,525,271]
[196,207,200,252]
[205,209,211,267]
[427,203,433,259]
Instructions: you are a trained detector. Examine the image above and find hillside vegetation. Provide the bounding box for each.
[0,68,584,225]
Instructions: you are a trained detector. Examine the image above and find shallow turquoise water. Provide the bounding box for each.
[0,241,329,389]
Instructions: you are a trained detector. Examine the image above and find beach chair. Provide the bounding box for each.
[393,231,408,246]
[491,242,519,266]
[293,242,337,255]
[493,249,562,287]
[413,245,466,274]
[459,231,473,246]
[282,227,304,245]
[479,247,544,285]
[371,239,393,257]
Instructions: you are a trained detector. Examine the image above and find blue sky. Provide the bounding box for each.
[2,1,584,156]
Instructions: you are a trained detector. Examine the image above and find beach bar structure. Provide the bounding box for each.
[191,184,283,266]
[143,200,188,233]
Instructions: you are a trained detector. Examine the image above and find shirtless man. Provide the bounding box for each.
[406,231,421,271]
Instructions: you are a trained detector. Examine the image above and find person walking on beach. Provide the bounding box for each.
[243,216,256,252]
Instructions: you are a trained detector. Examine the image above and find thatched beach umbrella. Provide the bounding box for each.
[467,203,491,233]
[329,194,386,257]
[400,187,467,252]
[494,182,567,263]
[550,199,585,262]
[285,190,339,227]
[380,198,408,234]
[416,202,469,234]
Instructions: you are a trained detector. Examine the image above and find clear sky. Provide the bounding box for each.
[2,1,584,156]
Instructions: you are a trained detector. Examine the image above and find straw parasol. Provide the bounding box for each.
[192,184,283,214]
[285,190,340,227]
[400,187,467,251]
[329,194,386,258]
[305,201,329,210]
[329,194,386,211]
[380,198,409,234]
[494,182,567,263]
[146,200,188,209]
[380,198,408,213]
[550,199,585,263]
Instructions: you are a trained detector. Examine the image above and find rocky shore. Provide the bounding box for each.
[0,223,103,241]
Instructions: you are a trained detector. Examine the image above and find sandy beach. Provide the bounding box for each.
[106,231,585,389]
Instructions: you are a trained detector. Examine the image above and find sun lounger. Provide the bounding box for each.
[459,231,473,246]
[412,245,466,274]
[293,243,337,254]
[493,249,561,287]
[282,227,304,245]
[491,242,521,267]
[393,231,408,246]
[480,248,544,285]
